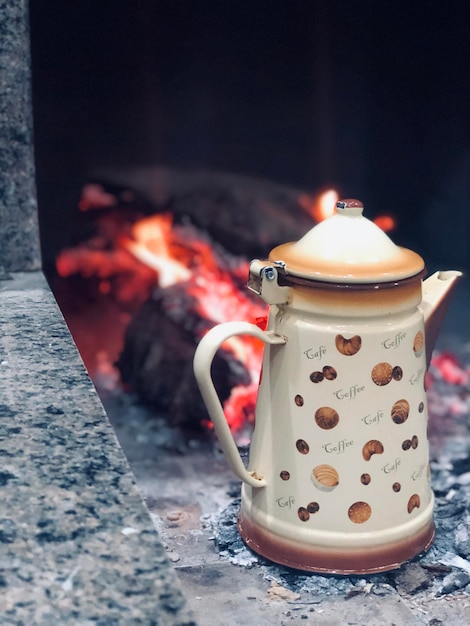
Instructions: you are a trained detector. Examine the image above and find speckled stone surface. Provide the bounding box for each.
[0,272,194,625]
[0,1,41,272]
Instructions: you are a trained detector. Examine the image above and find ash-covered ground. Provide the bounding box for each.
[209,347,470,601]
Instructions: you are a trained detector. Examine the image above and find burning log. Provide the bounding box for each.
[116,284,251,428]
[53,171,401,433]
[56,208,269,430]
[108,210,269,429]
[92,166,318,257]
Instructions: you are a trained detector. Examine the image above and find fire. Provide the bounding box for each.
[298,189,397,233]
[57,184,400,433]
[316,189,339,221]
[56,199,268,432]
[299,188,339,222]
[123,215,192,288]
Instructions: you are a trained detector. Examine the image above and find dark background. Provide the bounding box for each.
[29,1,470,275]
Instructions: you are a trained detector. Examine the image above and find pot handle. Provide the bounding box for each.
[193,321,286,488]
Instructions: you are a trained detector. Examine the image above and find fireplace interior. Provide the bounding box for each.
[29,2,470,624]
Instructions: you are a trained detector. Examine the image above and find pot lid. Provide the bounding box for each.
[269,199,424,283]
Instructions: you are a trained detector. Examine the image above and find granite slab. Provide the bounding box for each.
[0,271,194,625]
[0,1,41,272]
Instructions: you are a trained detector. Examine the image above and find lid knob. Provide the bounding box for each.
[336,198,364,217]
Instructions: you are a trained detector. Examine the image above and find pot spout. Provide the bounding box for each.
[420,270,463,367]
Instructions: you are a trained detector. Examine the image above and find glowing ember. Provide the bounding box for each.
[426,351,470,419]
[373,214,397,233]
[78,183,118,211]
[222,382,259,433]
[430,352,469,387]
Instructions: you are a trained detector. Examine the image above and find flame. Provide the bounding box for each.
[316,189,339,221]
[298,189,397,233]
[299,188,339,222]
[123,215,192,288]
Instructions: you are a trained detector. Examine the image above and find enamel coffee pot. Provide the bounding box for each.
[193,199,462,574]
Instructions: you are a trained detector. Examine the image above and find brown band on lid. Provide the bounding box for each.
[276,268,427,291]
[268,199,425,284]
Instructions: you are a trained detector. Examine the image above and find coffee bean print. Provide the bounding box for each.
[411,435,419,449]
[310,371,324,383]
[296,439,310,455]
[392,366,403,381]
[402,439,412,451]
[294,394,304,407]
[418,401,424,413]
[298,507,310,522]
[392,482,401,492]
[360,473,371,485]
[322,365,337,380]
[310,367,337,384]
[280,470,290,481]
[307,502,320,514]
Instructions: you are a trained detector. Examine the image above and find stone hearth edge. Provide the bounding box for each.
[0,271,194,625]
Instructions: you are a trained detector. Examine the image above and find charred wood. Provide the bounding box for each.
[116,286,250,427]
[93,166,315,257]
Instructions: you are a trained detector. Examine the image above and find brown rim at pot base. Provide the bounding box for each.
[237,516,435,574]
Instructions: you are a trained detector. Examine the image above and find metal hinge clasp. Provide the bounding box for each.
[248,260,290,305]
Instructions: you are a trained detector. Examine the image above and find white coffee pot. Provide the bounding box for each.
[194,199,461,574]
